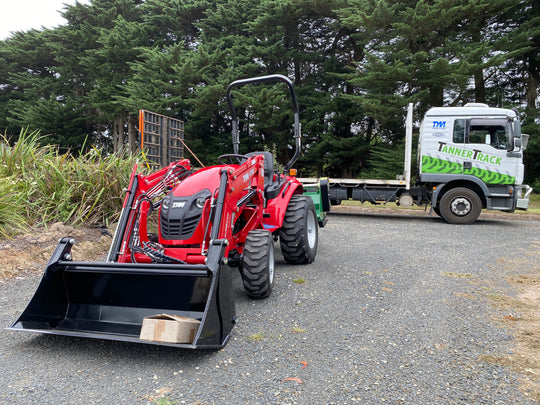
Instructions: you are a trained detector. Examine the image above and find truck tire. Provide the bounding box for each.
[279,194,318,264]
[439,187,482,225]
[241,230,274,298]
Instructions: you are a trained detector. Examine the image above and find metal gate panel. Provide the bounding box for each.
[168,117,184,162]
[139,110,184,168]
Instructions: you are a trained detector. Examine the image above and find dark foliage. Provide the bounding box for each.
[0,0,538,183]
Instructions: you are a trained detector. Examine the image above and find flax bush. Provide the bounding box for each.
[0,177,29,238]
[0,129,141,237]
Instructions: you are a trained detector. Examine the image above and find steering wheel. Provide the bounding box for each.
[217,154,249,165]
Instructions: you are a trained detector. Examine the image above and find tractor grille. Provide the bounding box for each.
[161,213,201,240]
[183,215,201,234]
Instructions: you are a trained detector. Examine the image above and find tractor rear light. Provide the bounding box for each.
[289,168,297,176]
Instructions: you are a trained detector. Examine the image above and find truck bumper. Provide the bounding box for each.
[516,185,533,210]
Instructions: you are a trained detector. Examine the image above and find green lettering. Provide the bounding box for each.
[489,156,502,165]
[466,150,473,159]
[441,145,448,153]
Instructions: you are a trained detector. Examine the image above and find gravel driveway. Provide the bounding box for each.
[1,211,539,404]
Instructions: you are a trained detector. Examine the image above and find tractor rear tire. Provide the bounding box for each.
[241,230,274,298]
[279,194,318,264]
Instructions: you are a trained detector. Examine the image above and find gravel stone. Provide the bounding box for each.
[0,212,538,404]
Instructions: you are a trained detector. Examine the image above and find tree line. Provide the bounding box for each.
[0,0,538,184]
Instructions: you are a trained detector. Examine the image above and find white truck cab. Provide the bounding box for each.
[419,103,532,223]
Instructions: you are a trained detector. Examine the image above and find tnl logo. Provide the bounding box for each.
[433,121,446,129]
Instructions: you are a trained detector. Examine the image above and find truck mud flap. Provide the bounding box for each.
[8,238,235,349]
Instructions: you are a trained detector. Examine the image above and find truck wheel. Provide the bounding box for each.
[439,187,482,224]
[241,230,274,298]
[279,195,318,264]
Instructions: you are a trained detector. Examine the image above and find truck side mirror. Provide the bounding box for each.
[521,134,529,150]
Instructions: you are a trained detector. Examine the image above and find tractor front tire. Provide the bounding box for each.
[279,195,318,264]
[241,230,274,298]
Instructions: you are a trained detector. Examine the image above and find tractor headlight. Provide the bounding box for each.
[195,196,207,209]
[162,196,170,210]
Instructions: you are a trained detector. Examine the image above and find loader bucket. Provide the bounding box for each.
[8,238,236,349]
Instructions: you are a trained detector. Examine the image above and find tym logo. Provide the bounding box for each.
[172,201,186,209]
[433,121,446,129]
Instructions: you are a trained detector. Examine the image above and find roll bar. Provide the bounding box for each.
[226,74,302,172]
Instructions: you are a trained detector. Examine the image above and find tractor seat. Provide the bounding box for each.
[244,152,284,199]
[245,151,274,186]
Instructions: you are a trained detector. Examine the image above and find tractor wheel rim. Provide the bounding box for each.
[269,244,275,283]
[306,211,317,248]
[450,197,471,216]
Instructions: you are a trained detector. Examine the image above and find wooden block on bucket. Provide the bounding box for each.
[140,314,201,344]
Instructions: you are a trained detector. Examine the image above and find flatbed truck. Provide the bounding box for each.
[303,103,533,224]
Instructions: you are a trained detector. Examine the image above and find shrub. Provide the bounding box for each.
[0,129,141,237]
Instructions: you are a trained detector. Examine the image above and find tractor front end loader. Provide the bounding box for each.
[9,75,329,349]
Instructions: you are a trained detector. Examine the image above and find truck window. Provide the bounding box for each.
[453,118,510,149]
[453,119,465,143]
[468,118,509,149]
[469,126,489,144]
[489,126,508,149]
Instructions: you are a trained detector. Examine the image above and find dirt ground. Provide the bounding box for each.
[0,210,538,400]
[493,245,540,401]
[0,222,112,281]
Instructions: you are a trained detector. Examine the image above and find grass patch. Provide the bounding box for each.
[247,332,265,341]
[0,129,141,237]
[154,398,177,405]
[291,326,307,333]
[293,278,306,284]
[527,192,540,215]
[441,271,473,279]
[339,191,540,215]
[0,177,29,238]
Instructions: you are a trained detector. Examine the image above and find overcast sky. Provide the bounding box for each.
[0,0,91,40]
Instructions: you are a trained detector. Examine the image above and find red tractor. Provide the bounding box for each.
[9,75,329,349]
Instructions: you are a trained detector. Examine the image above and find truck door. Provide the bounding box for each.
[464,118,515,185]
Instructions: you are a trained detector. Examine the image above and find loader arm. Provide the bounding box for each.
[108,160,192,263]
[214,154,266,257]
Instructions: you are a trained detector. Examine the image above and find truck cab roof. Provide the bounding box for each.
[425,103,517,119]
